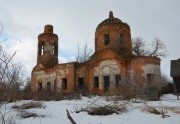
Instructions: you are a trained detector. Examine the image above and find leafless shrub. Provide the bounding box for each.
[12,101,45,110]
[144,105,161,115]
[108,83,145,100]
[33,92,81,101]
[88,106,117,115]
[142,103,170,118]
[18,111,45,119]
[74,103,127,116]
[0,22,26,124]
[76,42,93,63]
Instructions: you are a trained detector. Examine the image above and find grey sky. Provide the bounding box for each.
[0,0,180,78]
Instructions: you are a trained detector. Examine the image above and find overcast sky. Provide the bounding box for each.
[0,0,180,78]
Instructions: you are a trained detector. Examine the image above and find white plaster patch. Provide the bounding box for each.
[142,64,160,77]
[93,60,121,89]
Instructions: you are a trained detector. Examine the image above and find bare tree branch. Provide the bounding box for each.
[76,41,93,62]
[132,37,168,58]
[132,37,147,56]
[149,38,168,58]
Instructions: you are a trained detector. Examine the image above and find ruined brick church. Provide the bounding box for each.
[31,11,161,95]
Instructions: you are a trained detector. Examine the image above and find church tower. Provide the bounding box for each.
[37,25,58,68]
[95,11,132,56]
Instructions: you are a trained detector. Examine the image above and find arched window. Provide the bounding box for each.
[104,34,110,45]
[41,41,44,55]
[53,45,55,55]
[38,82,42,91]
[118,33,124,43]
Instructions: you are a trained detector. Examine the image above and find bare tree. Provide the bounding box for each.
[0,22,25,124]
[149,38,168,58]
[76,41,93,63]
[132,37,168,58]
[132,37,147,56]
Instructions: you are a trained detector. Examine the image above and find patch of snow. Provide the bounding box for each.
[0,94,180,124]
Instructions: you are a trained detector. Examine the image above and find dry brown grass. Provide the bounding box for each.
[74,103,127,116]
[12,101,45,110]
[164,107,180,114]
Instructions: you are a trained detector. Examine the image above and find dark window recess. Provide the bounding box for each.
[104,34,110,45]
[94,76,99,88]
[118,33,124,43]
[38,83,42,91]
[62,78,67,89]
[104,76,110,91]
[47,82,51,92]
[147,74,153,85]
[41,41,44,55]
[78,78,84,89]
[115,74,121,87]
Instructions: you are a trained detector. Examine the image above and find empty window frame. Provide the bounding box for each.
[53,45,55,55]
[147,74,153,85]
[38,82,42,91]
[41,41,44,56]
[94,76,99,88]
[62,78,67,89]
[115,74,121,87]
[78,78,84,89]
[104,34,110,45]
[104,76,110,91]
[118,33,124,43]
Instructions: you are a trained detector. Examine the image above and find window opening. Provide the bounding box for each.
[119,33,124,43]
[115,74,121,87]
[147,74,153,85]
[38,83,42,91]
[53,45,55,55]
[104,34,110,45]
[41,41,44,55]
[78,78,84,89]
[62,78,67,89]
[94,76,99,88]
[104,76,110,91]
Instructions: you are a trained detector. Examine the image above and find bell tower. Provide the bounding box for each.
[37,25,58,68]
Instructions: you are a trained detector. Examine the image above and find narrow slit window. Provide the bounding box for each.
[78,78,84,89]
[62,78,67,89]
[41,41,44,55]
[53,45,55,55]
[115,74,121,87]
[104,34,110,45]
[147,74,152,85]
[94,76,99,88]
[118,33,124,43]
[104,76,110,91]
[38,83,42,91]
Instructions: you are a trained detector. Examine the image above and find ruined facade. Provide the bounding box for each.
[31,11,161,95]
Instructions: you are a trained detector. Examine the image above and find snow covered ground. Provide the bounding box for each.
[0,94,180,124]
